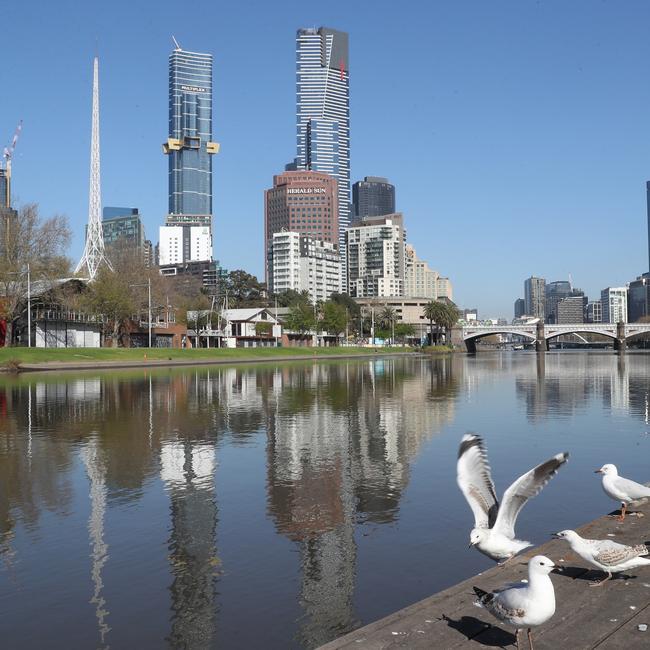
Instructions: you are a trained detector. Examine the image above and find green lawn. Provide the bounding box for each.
[0,345,415,367]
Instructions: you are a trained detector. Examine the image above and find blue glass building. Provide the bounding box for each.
[163,46,218,256]
[296,27,350,287]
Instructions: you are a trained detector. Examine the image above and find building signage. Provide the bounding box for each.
[181,85,207,93]
[287,188,326,194]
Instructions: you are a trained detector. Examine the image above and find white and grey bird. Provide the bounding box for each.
[474,555,557,650]
[553,529,650,586]
[595,464,650,521]
[457,433,569,563]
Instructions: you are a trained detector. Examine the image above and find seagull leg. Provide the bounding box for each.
[589,571,612,587]
[497,555,515,568]
[527,628,534,650]
[618,502,627,522]
[515,628,520,650]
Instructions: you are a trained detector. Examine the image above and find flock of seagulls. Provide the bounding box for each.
[456,433,650,649]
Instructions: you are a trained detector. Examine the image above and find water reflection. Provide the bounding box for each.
[0,353,649,648]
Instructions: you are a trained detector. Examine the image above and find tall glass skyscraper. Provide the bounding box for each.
[296,27,350,286]
[163,46,219,262]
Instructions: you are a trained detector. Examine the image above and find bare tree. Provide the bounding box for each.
[0,204,71,345]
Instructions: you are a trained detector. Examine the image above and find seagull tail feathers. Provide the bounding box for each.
[472,586,491,608]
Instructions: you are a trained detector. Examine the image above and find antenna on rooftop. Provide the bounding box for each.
[172,35,181,50]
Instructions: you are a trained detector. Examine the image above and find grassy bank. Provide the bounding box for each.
[0,345,416,369]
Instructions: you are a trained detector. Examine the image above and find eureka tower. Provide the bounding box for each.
[296,27,350,287]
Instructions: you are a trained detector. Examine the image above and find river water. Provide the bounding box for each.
[0,352,649,649]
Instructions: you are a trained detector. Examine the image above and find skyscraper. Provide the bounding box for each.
[296,27,350,285]
[353,177,395,218]
[524,276,546,320]
[646,181,650,272]
[162,44,218,263]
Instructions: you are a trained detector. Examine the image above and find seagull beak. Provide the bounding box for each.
[594,469,603,474]
[551,532,561,539]
[468,542,474,549]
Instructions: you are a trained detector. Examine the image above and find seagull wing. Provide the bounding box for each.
[457,433,499,529]
[614,476,650,501]
[493,452,569,538]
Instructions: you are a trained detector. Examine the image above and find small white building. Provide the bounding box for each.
[159,224,212,265]
[222,308,282,347]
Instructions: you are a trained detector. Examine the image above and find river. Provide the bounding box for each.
[0,352,649,648]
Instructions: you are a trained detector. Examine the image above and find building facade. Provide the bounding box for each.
[601,287,628,324]
[556,295,586,324]
[514,298,526,319]
[545,281,571,323]
[296,27,350,282]
[585,300,602,323]
[268,231,340,304]
[0,167,17,260]
[628,273,650,322]
[264,170,339,283]
[352,177,395,218]
[346,214,406,298]
[101,207,152,264]
[162,46,218,263]
[404,244,438,298]
[524,276,546,320]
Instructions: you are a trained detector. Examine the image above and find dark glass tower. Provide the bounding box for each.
[352,176,395,218]
[163,47,218,227]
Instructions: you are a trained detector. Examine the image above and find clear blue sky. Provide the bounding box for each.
[3,0,650,317]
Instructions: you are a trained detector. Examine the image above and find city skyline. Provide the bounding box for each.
[3,1,650,316]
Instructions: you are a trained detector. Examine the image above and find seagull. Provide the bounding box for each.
[457,433,569,563]
[474,555,556,650]
[595,464,650,521]
[553,529,650,586]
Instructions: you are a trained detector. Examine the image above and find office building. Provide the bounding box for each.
[524,276,546,320]
[101,207,152,264]
[556,295,586,324]
[601,287,628,324]
[346,213,406,298]
[353,177,395,218]
[628,273,650,322]
[404,244,438,298]
[545,281,571,323]
[159,224,211,265]
[647,181,650,272]
[264,170,339,283]
[0,169,17,260]
[585,301,602,323]
[268,231,340,304]
[162,45,218,262]
[296,27,350,282]
[514,298,526,319]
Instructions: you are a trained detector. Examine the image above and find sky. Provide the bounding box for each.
[3,0,650,317]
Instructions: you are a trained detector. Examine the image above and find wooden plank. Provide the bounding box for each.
[319,501,650,649]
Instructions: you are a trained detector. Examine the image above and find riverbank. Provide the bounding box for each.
[319,499,650,649]
[0,345,427,372]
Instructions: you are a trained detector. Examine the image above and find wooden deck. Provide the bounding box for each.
[320,500,650,649]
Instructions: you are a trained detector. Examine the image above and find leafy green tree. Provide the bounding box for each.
[286,302,316,333]
[225,269,265,306]
[395,323,415,342]
[274,289,311,308]
[320,301,347,336]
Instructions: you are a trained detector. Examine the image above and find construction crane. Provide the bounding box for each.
[2,121,22,207]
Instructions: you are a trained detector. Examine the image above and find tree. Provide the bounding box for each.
[320,301,347,336]
[286,302,316,333]
[0,204,72,345]
[438,302,460,344]
[379,305,397,342]
[423,300,445,345]
[225,270,265,306]
[394,323,415,342]
[274,289,311,308]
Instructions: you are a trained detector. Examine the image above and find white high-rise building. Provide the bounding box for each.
[268,231,340,304]
[296,27,350,286]
[159,225,212,266]
[346,214,406,298]
[601,287,628,323]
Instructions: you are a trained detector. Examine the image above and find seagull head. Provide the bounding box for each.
[595,464,617,476]
[468,528,488,548]
[529,555,556,575]
[552,529,578,542]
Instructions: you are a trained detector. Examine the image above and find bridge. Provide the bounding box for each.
[460,321,650,352]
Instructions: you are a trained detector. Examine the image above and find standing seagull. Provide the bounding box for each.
[457,433,569,563]
[552,529,650,586]
[595,464,650,521]
[474,555,556,650]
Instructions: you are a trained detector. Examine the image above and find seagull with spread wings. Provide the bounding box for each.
[457,433,569,564]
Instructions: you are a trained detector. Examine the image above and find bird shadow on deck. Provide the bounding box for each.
[553,566,635,583]
[440,614,515,647]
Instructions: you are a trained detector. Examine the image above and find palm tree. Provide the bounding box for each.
[379,305,397,343]
[423,300,444,345]
[437,302,460,345]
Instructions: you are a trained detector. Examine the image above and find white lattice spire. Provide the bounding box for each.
[76,56,112,280]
